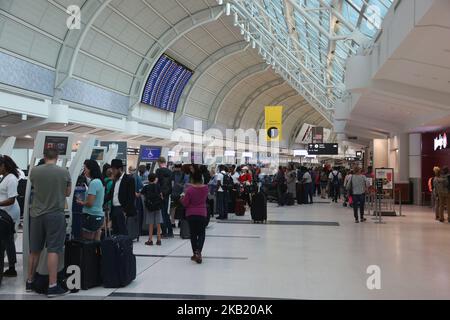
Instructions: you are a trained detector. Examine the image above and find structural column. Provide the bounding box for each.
[409,133,422,205]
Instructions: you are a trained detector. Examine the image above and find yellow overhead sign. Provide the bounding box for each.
[265,106,283,142]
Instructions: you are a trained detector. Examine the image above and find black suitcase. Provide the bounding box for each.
[180,219,190,239]
[251,192,267,223]
[65,240,102,290]
[126,214,140,242]
[101,235,136,288]
[296,183,303,205]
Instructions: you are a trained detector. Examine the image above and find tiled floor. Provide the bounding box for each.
[1,199,450,300]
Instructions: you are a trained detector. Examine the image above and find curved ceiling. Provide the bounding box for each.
[0,0,332,146]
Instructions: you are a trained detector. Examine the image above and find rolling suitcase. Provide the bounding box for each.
[235,199,246,216]
[65,240,102,290]
[296,183,303,205]
[251,192,267,223]
[180,219,190,239]
[101,235,136,288]
[126,214,140,242]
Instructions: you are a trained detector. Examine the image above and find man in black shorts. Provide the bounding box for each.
[26,148,72,297]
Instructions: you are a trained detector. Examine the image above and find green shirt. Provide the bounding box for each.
[82,178,105,217]
[29,164,71,217]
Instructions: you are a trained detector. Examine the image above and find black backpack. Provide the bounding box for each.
[0,209,14,241]
[158,169,172,197]
[332,172,340,186]
[223,174,234,191]
[144,185,162,212]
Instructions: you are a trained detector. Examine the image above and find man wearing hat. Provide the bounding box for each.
[106,159,137,235]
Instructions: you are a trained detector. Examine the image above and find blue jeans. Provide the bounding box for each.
[353,194,366,220]
[161,197,173,236]
[303,183,313,204]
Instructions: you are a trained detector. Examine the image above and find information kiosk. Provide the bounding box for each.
[0,136,16,156]
[22,131,96,281]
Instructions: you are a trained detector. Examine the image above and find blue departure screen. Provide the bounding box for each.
[141,55,193,113]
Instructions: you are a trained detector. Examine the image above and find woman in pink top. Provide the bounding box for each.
[181,166,209,264]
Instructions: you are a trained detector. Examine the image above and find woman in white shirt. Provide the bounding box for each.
[0,155,20,277]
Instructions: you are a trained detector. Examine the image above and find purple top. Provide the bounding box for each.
[181,185,208,217]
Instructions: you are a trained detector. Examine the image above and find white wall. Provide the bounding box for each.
[373,139,388,169]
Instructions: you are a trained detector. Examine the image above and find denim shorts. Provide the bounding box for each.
[81,214,104,233]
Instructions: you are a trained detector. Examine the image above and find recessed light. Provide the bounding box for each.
[0,124,7,128]
[24,135,32,139]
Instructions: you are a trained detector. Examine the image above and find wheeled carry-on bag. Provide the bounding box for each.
[235,199,246,216]
[101,208,136,288]
[251,192,267,223]
[101,235,136,288]
[65,240,102,290]
[296,183,303,205]
[180,219,190,239]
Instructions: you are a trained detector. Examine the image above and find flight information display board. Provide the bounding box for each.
[307,143,339,155]
[141,54,193,113]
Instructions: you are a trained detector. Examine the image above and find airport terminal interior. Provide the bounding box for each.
[0,0,450,300]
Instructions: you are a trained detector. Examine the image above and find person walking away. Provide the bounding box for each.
[320,169,328,199]
[106,159,136,236]
[155,157,174,238]
[346,167,368,223]
[142,174,163,246]
[77,160,105,241]
[329,167,342,203]
[343,170,354,207]
[434,167,449,223]
[275,166,287,207]
[431,167,440,220]
[0,155,20,278]
[314,168,320,196]
[26,148,71,297]
[181,168,209,264]
[286,165,297,202]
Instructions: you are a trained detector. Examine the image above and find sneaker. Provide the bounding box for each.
[191,255,196,261]
[3,268,17,277]
[156,240,162,246]
[355,219,359,223]
[145,240,153,246]
[361,218,367,222]
[47,284,69,298]
[26,280,35,293]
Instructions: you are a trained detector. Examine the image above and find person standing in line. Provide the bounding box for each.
[329,167,342,203]
[275,166,287,207]
[181,167,209,264]
[26,149,72,297]
[77,160,105,241]
[286,164,297,202]
[320,168,329,199]
[0,155,21,278]
[106,159,136,236]
[302,167,313,204]
[215,165,226,220]
[434,167,449,223]
[155,157,174,238]
[138,164,149,186]
[346,167,368,223]
[142,173,163,246]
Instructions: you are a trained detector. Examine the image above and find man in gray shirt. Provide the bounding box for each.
[346,167,368,223]
[26,148,72,297]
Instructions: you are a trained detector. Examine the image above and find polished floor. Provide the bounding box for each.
[1,198,450,300]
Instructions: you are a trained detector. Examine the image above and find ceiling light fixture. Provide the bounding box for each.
[24,135,32,139]
[225,3,231,16]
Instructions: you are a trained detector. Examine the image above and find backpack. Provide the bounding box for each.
[223,174,234,191]
[158,169,172,197]
[0,209,14,241]
[332,172,340,186]
[144,184,162,212]
[172,172,184,199]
